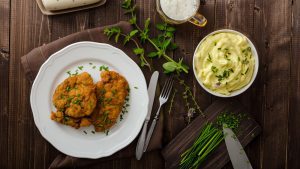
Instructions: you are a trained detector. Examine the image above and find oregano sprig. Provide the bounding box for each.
[105,0,189,74]
[104,27,150,68]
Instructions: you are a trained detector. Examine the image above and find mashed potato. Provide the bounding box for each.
[194,32,255,95]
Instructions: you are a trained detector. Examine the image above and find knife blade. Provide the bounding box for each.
[223,124,253,169]
[135,71,159,160]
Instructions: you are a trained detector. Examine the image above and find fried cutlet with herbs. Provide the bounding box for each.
[92,71,129,132]
[51,72,97,128]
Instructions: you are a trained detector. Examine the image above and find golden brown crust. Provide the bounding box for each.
[51,72,96,128]
[92,71,129,132]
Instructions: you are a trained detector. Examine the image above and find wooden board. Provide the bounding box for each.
[162,99,261,169]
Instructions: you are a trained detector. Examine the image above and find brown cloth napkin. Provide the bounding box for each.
[21,21,163,169]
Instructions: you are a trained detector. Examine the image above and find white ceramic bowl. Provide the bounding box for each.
[193,29,259,97]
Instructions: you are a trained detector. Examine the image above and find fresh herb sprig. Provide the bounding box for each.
[104,27,150,68]
[104,0,189,74]
[176,76,205,120]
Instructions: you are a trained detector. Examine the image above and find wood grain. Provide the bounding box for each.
[1,0,300,168]
[162,99,261,169]
[288,0,300,168]
[0,0,10,168]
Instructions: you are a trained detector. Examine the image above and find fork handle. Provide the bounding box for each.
[143,106,161,152]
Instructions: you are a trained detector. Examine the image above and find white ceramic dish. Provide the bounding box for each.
[30,42,149,158]
[193,29,259,97]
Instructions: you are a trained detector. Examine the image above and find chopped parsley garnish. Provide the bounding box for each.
[207,53,212,62]
[126,86,130,92]
[111,89,117,95]
[105,130,109,136]
[89,62,93,65]
[83,131,87,134]
[100,89,106,95]
[242,59,249,64]
[66,71,71,76]
[134,86,138,89]
[72,99,81,105]
[99,65,109,71]
[242,68,249,75]
[225,55,231,61]
[91,131,95,134]
[214,42,217,46]
[216,69,232,81]
[66,86,71,92]
[218,47,221,50]
[67,97,73,102]
[211,66,218,73]
[63,114,69,122]
[72,70,79,76]
[78,66,84,70]
[105,98,112,102]
[92,66,96,69]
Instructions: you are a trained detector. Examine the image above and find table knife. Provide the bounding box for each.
[135,71,159,160]
[223,124,253,169]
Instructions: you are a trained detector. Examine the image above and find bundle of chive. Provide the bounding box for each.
[180,112,244,169]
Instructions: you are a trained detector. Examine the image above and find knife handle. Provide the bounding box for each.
[135,120,149,160]
[143,106,161,152]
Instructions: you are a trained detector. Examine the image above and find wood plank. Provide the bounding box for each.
[162,99,261,169]
[8,0,54,169]
[221,0,258,169]
[288,0,300,168]
[259,0,291,168]
[0,0,10,168]
[244,0,266,168]
[165,0,216,143]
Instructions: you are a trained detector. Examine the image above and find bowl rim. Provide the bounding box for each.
[192,29,259,97]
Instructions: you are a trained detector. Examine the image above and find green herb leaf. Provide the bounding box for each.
[121,0,131,9]
[144,18,150,29]
[163,61,177,73]
[129,29,138,37]
[168,42,178,51]
[129,15,137,24]
[133,48,144,55]
[155,23,165,31]
[148,52,158,58]
[166,26,176,32]
[162,38,171,50]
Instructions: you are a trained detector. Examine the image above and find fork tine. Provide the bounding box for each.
[161,78,170,97]
[160,78,169,96]
[165,78,173,98]
[162,76,173,98]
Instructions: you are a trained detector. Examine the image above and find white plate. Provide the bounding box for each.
[30,42,149,159]
[193,29,259,97]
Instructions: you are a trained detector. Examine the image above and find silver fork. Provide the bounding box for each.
[143,76,174,152]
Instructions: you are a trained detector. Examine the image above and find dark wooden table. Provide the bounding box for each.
[1,0,300,168]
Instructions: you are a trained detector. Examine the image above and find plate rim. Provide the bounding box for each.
[30,41,149,158]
